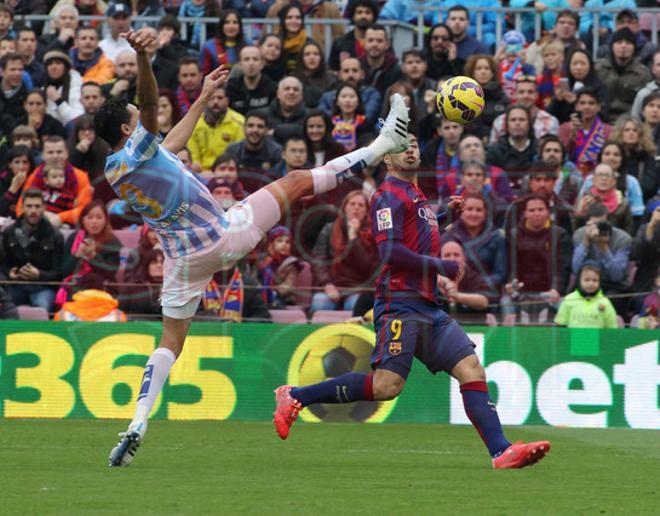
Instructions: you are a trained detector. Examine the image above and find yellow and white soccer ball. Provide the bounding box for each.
[436,76,485,125]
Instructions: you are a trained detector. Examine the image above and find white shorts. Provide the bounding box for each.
[160,189,280,319]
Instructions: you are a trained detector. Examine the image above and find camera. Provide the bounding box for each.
[597,221,612,236]
[576,111,583,121]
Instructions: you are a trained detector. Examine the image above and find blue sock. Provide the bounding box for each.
[291,373,374,407]
[460,381,511,458]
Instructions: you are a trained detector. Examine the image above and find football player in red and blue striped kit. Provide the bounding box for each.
[274,132,551,469]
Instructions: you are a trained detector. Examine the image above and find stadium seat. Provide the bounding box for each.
[310,310,353,323]
[269,309,308,324]
[616,315,625,328]
[293,261,313,308]
[17,305,49,321]
[629,314,641,328]
[502,314,516,327]
[115,229,141,249]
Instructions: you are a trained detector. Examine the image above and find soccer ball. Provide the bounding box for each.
[298,333,379,422]
[436,76,485,125]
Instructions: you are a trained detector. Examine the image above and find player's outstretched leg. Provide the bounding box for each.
[245,94,410,244]
[273,372,375,439]
[453,356,551,469]
[108,317,189,467]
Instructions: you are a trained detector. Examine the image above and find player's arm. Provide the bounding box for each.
[378,241,459,279]
[163,66,229,154]
[122,29,159,135]
[372,193,459,279]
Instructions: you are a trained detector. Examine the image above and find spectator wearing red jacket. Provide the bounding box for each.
[311,191,379,313]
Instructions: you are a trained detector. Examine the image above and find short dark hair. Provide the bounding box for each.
[94,97,131,148]
[616,8,638,22]
[587,202,609,219]
[16,27,36,39]
[283,136,306,150]
[447,5,469,17]
[0,4,15,19]
[556,9,579,26]
[575,86,600,104]
[44,135,66,147]
[7,145,34,170]
[22,187,44,202]
[1,52,23,70]
[539,134,565,158]
[211,154,238,170]
[82,80,101,91]
[524,193,550,210]
[245,110,269,126]
[365,23,388,38]
[75,26,99,38]
[347,0,379,20]
[642,90,660,110]
[402,48,425,62]
[178,56,200,70]
[158,13,181,34]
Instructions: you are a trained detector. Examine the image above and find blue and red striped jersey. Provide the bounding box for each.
[370,175,441,301]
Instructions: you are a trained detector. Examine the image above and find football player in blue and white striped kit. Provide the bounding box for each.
[100,28,411,466]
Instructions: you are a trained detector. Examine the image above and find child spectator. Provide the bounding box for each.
[555,263,618,328]
[11,124,42,165]
[498,31,535,101]
[257,225,301,307]
[41,165,76,215]
[0,145,33,218]
[536,38,565,109]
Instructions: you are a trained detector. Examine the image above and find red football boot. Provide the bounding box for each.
[273,385,303,440]
[492,440,551,469]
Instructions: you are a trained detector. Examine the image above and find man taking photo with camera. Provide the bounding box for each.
[572,202,633,315]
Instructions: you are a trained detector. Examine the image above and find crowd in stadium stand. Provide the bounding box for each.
[0,0,658,328]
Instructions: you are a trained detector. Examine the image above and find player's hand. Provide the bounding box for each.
[454,261,465,285]
[200,65,230,100]
[447,195,464,213]
[121,28,156,54]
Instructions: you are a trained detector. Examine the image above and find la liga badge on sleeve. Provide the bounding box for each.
[377,208,393,230]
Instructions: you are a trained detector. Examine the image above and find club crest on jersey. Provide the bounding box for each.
[389,341,402,355]
[377,208,393,230]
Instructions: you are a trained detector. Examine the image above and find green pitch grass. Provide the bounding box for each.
[1,420,658,515]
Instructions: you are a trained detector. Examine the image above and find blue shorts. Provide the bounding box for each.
[371,298,476,380]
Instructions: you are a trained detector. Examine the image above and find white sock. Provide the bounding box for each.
[131,347,176,428]
[311,147,375,194]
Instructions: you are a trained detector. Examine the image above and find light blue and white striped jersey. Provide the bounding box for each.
[104,123,228,258]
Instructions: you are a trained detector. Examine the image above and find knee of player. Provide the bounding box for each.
[285,169,309,183]
[373,373,405,400]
